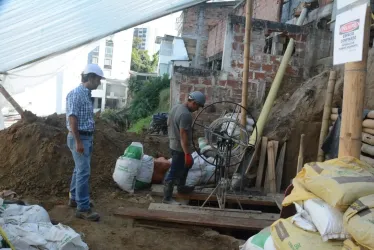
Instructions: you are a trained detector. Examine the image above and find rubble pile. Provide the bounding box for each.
[0,112,169,197]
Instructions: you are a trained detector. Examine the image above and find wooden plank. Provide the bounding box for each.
[267,141,277,193]
[271,194,284,210]
[255,137,268,188]
[150,185,277,206]
[264,140,278,192]
[296,134,305,173]
[276,142,286,193]
[115,207,274,231]
[148,203,279,221]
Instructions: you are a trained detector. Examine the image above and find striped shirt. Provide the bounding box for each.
[66,84,95,132]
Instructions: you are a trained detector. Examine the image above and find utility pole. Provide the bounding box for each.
[338,6,371,158]
[240,0,253,128]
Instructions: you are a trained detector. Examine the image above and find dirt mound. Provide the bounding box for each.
[0,113,169,198]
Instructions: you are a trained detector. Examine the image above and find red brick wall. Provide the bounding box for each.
[206,19,227,58]
[234,0,281,22]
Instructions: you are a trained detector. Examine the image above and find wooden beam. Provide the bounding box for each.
[317,71,336,162]
[0,84,24,118]
[148,203,279,221]
[296,134,305,173]
[276,142,286,192]
[267,141,277,193]
[150,185,277,207]
[255,137,268,188]
[339,6,370,158]
[115,207,274,231]
[240,0,253,127]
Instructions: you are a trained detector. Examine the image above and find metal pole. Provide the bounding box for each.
[338,6,370,158]
[240,0,253,128]
[0,83,24,118]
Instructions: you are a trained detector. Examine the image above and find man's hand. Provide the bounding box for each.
[185,153,194,168]
[76,140,84,154]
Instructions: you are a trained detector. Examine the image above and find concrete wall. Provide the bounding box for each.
[207,19,227,59]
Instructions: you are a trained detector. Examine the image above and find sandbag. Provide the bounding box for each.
[282,178,317,207]
[367,110,374,119]
[362,143,374,157]
[343,239,370,250]
[123,142,143,160]
[360,155,374,167]
[152,157,171,184]
[363,127,374,136]
[113,156,140,193]
[271,218,343,250]
[363,119,374,130]
[2,222,88,250]
[304,198,348,241]
[136,155,154,184]
[293,157,374,211]
[291,202,317,232]
[344,194,374,250]
[362,132,374,146]
[240,227,275,250]
[1,205,50,225]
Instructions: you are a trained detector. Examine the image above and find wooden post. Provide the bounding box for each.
[240,0,253,127]
[296,134,305,174]
[0,84,24,118]
[267,141,277,193]
[338,7,370,158]
[317,71,337,162]
[255,137,268,188]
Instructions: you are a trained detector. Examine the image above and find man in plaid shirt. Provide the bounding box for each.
[66,64,104,221]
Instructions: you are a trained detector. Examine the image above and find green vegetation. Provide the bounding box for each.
[100,108,129,132]
[131,37,158,73]
[128,87,170,133]
[128,75,170,122]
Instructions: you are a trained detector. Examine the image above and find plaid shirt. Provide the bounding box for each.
[66,84,95,132]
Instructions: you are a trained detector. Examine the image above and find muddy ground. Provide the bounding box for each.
[0,113,242,249]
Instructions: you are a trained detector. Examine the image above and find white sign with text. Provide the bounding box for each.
[337,0,360,9]
[333,3,367,65]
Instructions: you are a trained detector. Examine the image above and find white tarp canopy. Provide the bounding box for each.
[0,0,205,73]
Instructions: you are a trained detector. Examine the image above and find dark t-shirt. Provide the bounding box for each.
[168,104,192,152]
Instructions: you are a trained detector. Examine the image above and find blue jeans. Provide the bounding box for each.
[67,133,93,211]
[165,149,189,186]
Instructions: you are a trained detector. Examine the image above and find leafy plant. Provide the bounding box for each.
[100,108,129,132]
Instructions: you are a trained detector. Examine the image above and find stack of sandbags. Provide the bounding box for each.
[330,108,374,167]
[273,157,374,249]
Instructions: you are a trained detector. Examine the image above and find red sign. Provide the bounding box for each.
[340,19,360,34]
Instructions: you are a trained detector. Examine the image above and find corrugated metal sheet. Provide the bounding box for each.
[0,0,205,72]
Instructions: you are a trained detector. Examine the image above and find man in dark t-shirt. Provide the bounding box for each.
[163,91,206,204]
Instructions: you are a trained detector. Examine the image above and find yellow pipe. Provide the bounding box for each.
[0,226,15,250]
[249,8,308,145]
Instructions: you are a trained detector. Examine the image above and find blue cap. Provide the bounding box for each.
[188,91,206,107]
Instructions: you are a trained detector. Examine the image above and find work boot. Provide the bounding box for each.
[177,185,195,194]
[162,180,181,205]
[68,199,94,208]
[75,209,100,221]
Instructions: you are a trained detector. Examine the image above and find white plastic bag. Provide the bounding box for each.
[291,202,317,232]
[304,198,349,241]
[113,156,141,193]
[2,222,88,250]
[136,155,154,184]
[1,205,50,225]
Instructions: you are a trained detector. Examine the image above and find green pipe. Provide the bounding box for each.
[249,8,308,145]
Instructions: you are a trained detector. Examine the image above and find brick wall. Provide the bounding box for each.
[180,3,235,68]
[171,67,246,106]
[207,19,227,58]
[234,0,282,22]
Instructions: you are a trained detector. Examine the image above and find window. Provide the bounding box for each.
[160,41,173,56]
[91,56,98,64]
[104,59,112,66]
[159,63,169,76]
[105,47,113,57]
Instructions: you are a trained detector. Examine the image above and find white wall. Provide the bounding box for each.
[158,38,188,76]
[111,29,134,80]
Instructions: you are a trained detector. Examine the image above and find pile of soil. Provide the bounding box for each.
[0,112,169,198]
